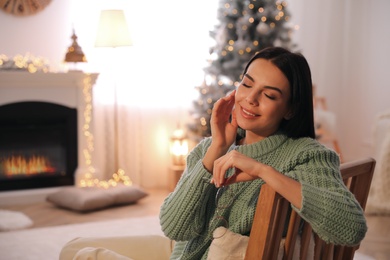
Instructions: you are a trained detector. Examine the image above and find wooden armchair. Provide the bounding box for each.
[245,157,376,260]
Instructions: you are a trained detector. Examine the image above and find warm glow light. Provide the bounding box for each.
[95,10,132,48]
[171,140,189,157]
[2,155,56,176]
[1,53,49,73]
[78,74,133,188]
[68,1,219,109]
[79,168,132,189]
[170,129,189,166]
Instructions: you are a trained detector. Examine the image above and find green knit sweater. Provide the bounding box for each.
[159,132,367,260]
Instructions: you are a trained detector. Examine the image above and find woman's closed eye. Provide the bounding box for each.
[242,82,251,88]
[264,92,276,100]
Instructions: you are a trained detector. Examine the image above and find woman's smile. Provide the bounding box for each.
[241,107,259,118]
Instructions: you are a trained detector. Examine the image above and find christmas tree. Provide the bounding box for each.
[187,0,296,139]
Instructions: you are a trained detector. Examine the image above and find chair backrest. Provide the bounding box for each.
[245,157,376,260]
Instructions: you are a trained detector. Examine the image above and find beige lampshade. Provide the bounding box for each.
[95,10,132,47]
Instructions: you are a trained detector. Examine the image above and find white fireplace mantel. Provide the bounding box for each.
[0,71,99,205]
[0,71,98,107]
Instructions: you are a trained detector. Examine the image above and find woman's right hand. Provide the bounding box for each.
[210,90,238,149]
[202,90,238,173]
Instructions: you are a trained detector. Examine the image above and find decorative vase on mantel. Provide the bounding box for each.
[64,28,87,71]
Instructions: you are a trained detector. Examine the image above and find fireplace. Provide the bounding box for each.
[0,71,98,203]
[0,101,77,191]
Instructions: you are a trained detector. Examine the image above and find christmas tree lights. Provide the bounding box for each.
[188,0,297,139]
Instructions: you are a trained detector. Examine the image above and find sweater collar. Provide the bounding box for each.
[232,130,288,158]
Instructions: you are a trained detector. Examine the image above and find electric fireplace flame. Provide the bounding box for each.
[2,155,56,176]
[0,101,77,190]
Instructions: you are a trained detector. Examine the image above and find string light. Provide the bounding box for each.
[0,53,49,73]
[78,74,132,189]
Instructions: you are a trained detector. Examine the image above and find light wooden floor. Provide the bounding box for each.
[1,188,389,259]
[1,188,170,228]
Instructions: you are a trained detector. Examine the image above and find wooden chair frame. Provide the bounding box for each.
[245,157,376,260]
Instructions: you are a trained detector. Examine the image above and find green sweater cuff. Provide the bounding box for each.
[292,181,367,245]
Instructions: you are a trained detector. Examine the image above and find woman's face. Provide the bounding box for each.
[235,58,292,140]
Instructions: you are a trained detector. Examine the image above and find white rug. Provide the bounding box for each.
[0,209,33,231]
[0,215,163,260]
[0,215,374,260]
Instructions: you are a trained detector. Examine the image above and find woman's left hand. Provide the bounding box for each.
[212,150,263,187]
[212,150,303,209]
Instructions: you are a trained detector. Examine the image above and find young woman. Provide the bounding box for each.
[159,47,367,259]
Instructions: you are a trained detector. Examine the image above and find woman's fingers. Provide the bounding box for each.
[214,90,235,114]
[212,150,238,187]
[212,151,259,187]
[224,171,253,186]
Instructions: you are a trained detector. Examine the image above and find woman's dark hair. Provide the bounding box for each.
[242,47,315,139]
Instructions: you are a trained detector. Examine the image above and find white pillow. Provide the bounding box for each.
[0,209,33,231]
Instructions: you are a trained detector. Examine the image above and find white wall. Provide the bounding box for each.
[0,1,72,72]
[288,0,390,162]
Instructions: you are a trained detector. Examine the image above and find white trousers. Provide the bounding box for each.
[59,235,174,260]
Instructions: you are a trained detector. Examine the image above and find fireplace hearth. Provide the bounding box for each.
[0,101,77,191]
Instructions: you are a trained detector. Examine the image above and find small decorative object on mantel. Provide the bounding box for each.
[64,28,87,71]
[0,53,49,73]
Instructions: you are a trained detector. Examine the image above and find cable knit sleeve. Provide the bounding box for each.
[159,138,216,241]
[287,144,367,246]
